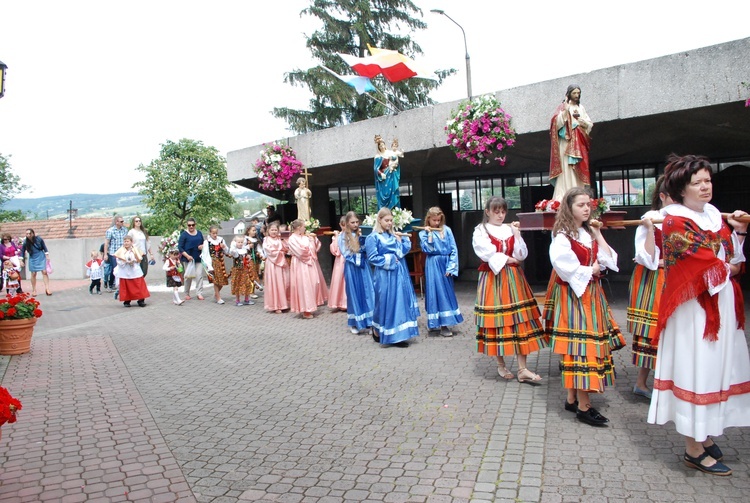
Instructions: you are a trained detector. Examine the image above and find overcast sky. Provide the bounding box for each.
[0,0,746,198]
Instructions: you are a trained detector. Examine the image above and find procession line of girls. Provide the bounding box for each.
[336,207,464,347]
[261,219,328,319]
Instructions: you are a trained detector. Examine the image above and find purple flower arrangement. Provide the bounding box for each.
[254,142,304,192]
[445,94,516,166]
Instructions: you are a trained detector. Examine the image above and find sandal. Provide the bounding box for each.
[497,365,514,380]
[683,451,732,476]
[517,367,543,385]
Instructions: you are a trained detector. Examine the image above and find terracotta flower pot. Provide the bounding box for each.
[0,318,37,355]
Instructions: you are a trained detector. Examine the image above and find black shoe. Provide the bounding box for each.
[372,331,380,343]
[564,399,578,413]
[576,406,609,426]
[704,442,724,461]
[684,451,732,475]
[123,301,131,307]
[393,341,409,348]
[137,300,146,307]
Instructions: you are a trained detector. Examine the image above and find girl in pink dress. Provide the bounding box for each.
[261,223,290,314]
[310,233,330,307]
[328,216,347,311]
[288,219,324,319]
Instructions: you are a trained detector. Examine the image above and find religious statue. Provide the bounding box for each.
[294,177,312,221]
[374,135,402,210]
[549,85,593,201]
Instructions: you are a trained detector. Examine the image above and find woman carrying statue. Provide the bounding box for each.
[374,135,401,210]
[294,177,312,221]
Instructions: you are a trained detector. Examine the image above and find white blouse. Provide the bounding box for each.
[550,228,618,298]
[472,223,527,275]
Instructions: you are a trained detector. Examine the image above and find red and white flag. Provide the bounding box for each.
[337,45,436,83]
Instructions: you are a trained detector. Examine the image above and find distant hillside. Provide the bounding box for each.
[4,191,263,220]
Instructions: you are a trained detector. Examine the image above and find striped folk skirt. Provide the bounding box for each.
[474,265,546,357]
[626,264,664,370]
[543,271,626,392]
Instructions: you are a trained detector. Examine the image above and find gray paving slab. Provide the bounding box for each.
[0,277,748,502]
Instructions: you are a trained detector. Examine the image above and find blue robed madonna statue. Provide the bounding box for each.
[374,135,403,210]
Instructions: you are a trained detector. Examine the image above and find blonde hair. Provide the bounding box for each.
[424,206,445,227]
[290,219,305,231]
[553,187,593,238]
[343,211,361,253]
[373,207,392,234]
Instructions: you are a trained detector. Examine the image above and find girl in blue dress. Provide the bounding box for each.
[365,207,420,347]
[419,207,464,336]
[339,211,375,334]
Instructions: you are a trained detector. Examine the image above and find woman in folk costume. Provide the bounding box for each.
[287,219,323,319]
[114,235,150,307]
[244,225,263,300]
[543,187,625,426]
[420,206,463,337]
[473,196,545,384]
[647,154,750,476]
[229,235,253,306]
[328,216,348,311]
[309,232,329,307]
[365,207,420,348]
[261,222,290,314]
[626,176,672,399]
[203,225,229,304]
[339,211,375,335]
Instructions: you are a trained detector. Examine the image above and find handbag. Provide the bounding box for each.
[45,258,53,275]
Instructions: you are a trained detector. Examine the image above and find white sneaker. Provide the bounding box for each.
[350,327,360,334]
[250,294,259,299]
[216,299,225,305]
[174,300,185,306]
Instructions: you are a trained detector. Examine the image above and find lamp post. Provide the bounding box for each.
[0,60,7,99]
[430,9,472,100]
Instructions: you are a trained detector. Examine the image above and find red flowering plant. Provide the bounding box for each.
[534,199,561,212]
[0,387,22,427]
[445,94,516,166]
[254,142,304,192]
[590,197,610,219]
[0,292,43,320]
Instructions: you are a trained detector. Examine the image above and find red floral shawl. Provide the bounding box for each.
[548,103,591,185]
[654,214,745,343]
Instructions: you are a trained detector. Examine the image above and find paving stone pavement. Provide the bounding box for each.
[1,278,748,502]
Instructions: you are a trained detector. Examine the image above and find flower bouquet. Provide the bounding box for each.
[590,197,610,219]
[158,230,181,261]
[534,199,561,212]
[304,218,320,233]
[0,387,22,428]
[445,94,516,166]
[254,142,304,192]
[0,292,43,320]
[362,207,415,232]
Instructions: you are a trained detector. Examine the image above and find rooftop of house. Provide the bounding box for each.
[0,217,117,240]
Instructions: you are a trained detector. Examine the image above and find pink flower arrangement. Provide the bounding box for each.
[535,199,560,212]
[445,94,516,166]
[254,142,304,192]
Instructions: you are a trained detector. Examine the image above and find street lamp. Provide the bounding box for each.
[430,9,472,100]
[0,60,7,99]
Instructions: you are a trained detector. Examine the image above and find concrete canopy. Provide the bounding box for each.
[228,37,750,199]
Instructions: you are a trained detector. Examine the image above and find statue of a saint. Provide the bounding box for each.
[549,85,593,201]
[374,135,402,210]
[294,177,312,221]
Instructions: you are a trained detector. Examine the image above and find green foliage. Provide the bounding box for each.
[133,139,234,235]
[459,192,473,211]
[273,0,456,134]
[0,209,26,222]
[0,153,29,214]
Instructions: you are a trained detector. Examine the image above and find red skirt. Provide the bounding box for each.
[119,277,150,301]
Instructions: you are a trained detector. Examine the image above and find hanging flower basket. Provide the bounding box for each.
[445,94,516,166]
[254,142,304,192]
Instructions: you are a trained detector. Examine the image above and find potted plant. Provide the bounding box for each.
[0,293,44,355]
[445,94,516,166]
[254,142,304,192]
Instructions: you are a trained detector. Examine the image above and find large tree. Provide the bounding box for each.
[273,0,455,134]
[134,139,234,235]
[0,153,28,222]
